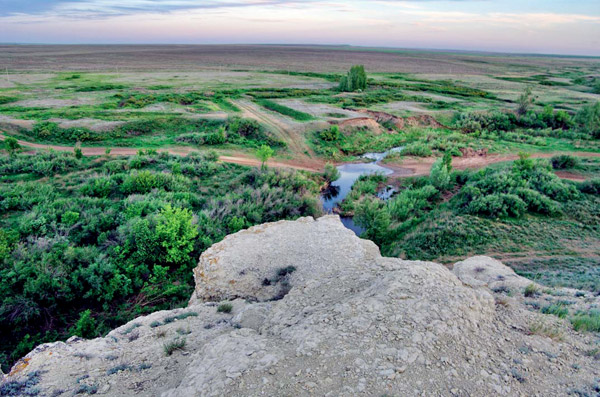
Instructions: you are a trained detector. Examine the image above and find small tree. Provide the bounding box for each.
[430,158,451,190]
[339,65,367,92]
[256,145,274,170]
[323,163,340,183]
[517,86,535,116]
[74,142,83,159]
[105,147,111,157]
[4,137,20,156]
[72,309,97,338]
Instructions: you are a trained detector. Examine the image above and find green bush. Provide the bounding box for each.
[323,163,340,183]
[453,159,577,218]
[0,151,321,372]
[71,310,97,338]
[319,125,341,142]
[401,143,433,157]
[430,158,451,190]
[551,155,579,170]
[578,179,600,195]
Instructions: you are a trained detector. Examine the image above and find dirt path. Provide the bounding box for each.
[2,134,598,179]
[386,152,600,179]
[0,134,323,172]
[232,99,326,158]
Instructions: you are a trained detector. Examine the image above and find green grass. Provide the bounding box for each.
[217,303,233,313]
[570,310,600,332]
[255,99,314,121]
[540,304,569,318]
[310,126,407,160]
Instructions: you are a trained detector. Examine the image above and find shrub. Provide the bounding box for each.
[323,163,340,183]
[467,193,527,218]
[574,102,600,138]
[318,125,341,142]
[524,283,539,297]
[3,137,21,155]
[107,363,133,375]
[551,155,579,170]
[217,303,233,313]
[430,158,451,190]
[454,160,577,218]
[74,146,83,159]
[71,310,97,339]
[517,86,535,116]
[578,179,600,195]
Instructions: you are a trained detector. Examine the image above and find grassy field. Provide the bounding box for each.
[0,45,599,372]
[0,45,598,163]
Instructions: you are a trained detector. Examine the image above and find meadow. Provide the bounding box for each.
[0,45,599,371]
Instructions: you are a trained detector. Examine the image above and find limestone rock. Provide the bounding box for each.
[453,255,534,289]
[190,216,380,303]
[3,216,599,397]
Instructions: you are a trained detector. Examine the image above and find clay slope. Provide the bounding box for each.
[2,216,599,397]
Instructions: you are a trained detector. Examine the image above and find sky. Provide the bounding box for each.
[0,0,599,56]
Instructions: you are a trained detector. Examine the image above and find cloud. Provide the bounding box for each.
[1,0,328,18]
[1,0,491,19]
[1,0,598,55]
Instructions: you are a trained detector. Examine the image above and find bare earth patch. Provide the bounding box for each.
[13,97,99,108]
[49,118,126,132]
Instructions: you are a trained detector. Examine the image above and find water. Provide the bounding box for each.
[320,146,403,235]
[320,162,394,212]
[361,146,404,162]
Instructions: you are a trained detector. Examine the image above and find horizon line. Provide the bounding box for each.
[1,42,599,59]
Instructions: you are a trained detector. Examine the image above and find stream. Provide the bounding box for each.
[320,147,403,235]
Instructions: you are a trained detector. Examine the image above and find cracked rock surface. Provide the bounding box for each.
[3,216,599,396]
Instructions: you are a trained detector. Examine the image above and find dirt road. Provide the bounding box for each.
[0,134,323,172]
[2,134,598,179]
[387,152,600,178]
[232,99,327,158]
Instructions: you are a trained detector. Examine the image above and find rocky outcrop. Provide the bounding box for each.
[2,216,599,396]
